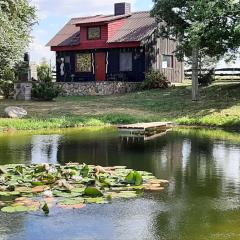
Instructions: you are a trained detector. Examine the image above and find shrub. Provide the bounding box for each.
[142,71,169,90]
[32,75,62,101]
[0,67,15,99]
[37,59,51,81]
[199,69,215,86]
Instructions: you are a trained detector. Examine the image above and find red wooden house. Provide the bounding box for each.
[47,2,184,84]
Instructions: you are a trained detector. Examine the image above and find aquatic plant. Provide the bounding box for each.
[0,163,168,215]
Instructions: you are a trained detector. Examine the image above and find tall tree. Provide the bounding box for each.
[0,0,37,75]
[152,0,240,101]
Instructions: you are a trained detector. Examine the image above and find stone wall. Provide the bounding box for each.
[57,81,141,96]
[14,82,32,100]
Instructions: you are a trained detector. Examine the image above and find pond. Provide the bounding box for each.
[0,127,240,240]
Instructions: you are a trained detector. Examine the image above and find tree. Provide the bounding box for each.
[0,0,37,75]
[152,0,240,101]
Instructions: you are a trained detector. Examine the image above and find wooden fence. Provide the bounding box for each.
[185,68,240,78]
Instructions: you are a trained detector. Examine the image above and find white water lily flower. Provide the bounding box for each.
[72,176,83,181]
[43,190,53,198]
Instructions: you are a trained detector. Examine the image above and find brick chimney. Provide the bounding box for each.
[114,2,131,16]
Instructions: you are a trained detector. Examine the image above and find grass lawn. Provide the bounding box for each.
[0,79,240,130]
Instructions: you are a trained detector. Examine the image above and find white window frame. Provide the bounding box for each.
[162,55,173,69]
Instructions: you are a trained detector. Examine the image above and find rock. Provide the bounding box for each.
[4,106,27,119]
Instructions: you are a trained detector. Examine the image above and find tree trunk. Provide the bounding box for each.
[192,47,199,101]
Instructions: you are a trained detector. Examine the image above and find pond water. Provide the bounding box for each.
[0,127,240,240]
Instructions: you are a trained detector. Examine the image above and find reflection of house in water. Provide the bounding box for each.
[31,135,62,164]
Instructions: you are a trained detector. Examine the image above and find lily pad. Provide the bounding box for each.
[1,205,38,213]
[53,190,83,198]
[84,187,103,197]
[58,198,84,206]
[0,191,21,197]
[125,171,143,186]
[110,191,139,199]
[84,197,107,204]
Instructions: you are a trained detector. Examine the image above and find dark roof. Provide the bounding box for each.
[74,14,130,25]
[108,12,156,43]
[46,11,157,47]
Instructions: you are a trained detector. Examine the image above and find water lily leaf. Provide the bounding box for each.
[125,171,143,186]
[31,182,44,186]
[71,188,85,193]
[58,198,84,206]
[1,205,38,213]
[80,164,89,178]
[110,191,138,199]
[53,190,82,198]
[15,187,32,194]
[0,191,21,197]
[134,171,143,186]
[125,172,135,184]
[0,167,6,174]
[34,165,46,174]
[84,187,103,197]
[84,197,106,204]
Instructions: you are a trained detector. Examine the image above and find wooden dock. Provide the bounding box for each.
[118,122,172,141]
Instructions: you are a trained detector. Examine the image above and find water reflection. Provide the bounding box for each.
[31,135,62,164]
[0,128,240,240]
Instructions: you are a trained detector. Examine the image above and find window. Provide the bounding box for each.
[162,55,173,69]
[76,53,92,72]
[88,27,101,40]
[120,52,132,72]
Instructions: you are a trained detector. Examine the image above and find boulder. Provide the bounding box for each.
[4,106,27,119]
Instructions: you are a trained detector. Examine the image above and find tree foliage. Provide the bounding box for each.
[152,0,240,60]
[0,0,37,75]
[0,67,15,98]
[151,0,240,100]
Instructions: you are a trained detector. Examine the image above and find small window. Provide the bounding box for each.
[162,55,173,68]
[120,52,132,72]
[88,27,101,40]
[76,53,92,72]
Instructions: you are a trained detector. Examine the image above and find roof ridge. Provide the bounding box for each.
[70,11,150,21]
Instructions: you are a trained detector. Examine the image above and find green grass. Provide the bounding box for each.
[0,79,240,130]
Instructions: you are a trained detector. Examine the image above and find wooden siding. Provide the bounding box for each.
[79,25,108,49]
[145,33,184,83]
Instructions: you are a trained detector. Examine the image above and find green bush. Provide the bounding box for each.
[141,70,169,90]
[32,75,62,101]
[198,69,215,86]
[37,59,51,81]
[0,67,15,99]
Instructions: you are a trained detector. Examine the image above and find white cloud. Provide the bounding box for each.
[31,0,136,19]
[29,39,53,64]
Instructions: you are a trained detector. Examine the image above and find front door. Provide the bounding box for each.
[95,52,106,81]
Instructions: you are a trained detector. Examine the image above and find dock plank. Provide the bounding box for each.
[118,122,171,130]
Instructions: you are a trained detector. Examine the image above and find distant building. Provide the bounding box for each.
[47,2,184,84]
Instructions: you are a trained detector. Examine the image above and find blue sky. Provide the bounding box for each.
[30,0,153,64]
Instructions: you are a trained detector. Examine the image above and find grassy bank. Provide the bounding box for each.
[0,79,240,130]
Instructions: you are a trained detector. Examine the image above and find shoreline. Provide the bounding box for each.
[0,118,240,135]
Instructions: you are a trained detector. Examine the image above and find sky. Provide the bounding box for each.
[29,0,154,64]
